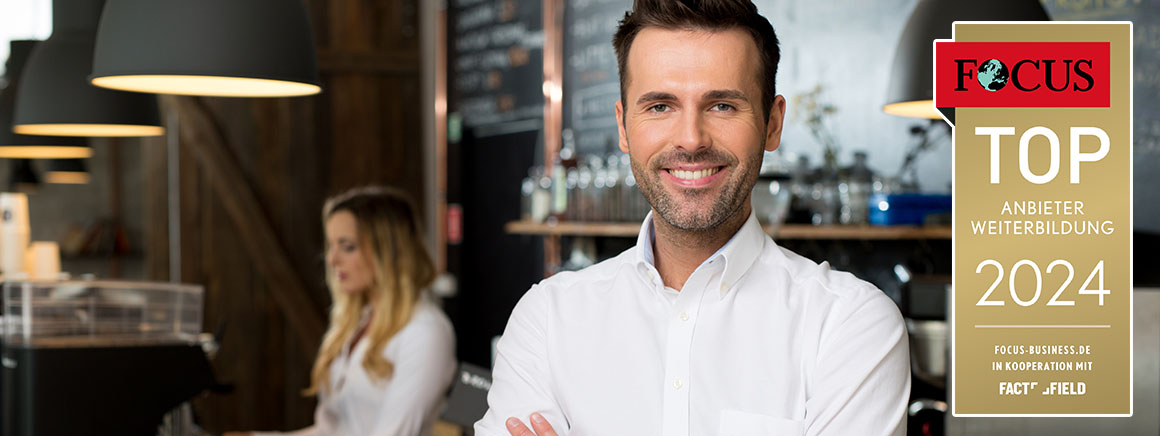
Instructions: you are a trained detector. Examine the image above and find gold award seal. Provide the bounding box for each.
[939,22,1133,416]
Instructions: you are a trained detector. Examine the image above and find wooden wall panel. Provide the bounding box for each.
[143,133,169,281]
[253,98,288,233]
[326,74,380,191]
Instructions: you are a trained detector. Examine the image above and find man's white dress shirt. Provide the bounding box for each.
[476,211,910,436]
[258,298,457,436]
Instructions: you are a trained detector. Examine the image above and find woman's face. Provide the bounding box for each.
[325,211,374,294]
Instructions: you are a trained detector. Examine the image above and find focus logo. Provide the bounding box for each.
[936,42,1109,109]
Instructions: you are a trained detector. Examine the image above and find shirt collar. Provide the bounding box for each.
[634,208,766,298]
[635,211,658,267]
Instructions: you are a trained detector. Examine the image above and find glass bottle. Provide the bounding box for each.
[840,151,874,225]
[532,166,552,223]
[590,158,606,222]
[520,167,536,221]
[551,129,578,220]
[604,154,621,222]
[787,155,814,224]
[566,166,580,221]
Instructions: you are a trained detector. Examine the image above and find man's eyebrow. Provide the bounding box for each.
[635,91,677,105]
[635,90,749,105]
[703,89,747,100]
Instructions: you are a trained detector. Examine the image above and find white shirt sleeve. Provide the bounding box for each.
[474,284,569,436]
[805,288,911,436]
[367,310,458,436]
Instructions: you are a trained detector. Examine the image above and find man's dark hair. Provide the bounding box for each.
[612,0,780,120]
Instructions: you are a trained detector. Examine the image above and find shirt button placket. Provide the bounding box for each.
[661,276,706,436]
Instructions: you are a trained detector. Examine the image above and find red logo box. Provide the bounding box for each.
[935,42,1110,108]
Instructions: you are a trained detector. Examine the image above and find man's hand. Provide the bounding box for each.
[506,412,558,436]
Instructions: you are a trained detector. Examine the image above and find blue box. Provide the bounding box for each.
[868,193,951,226]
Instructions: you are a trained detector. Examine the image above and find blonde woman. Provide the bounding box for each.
[227,186,456,436]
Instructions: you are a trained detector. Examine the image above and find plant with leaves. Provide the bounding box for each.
[897,119,950,190]
[790,84,840,177]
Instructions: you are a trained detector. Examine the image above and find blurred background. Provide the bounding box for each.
[0,0,1156,435]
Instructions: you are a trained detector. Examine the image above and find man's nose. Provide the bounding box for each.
[673,110,710,153]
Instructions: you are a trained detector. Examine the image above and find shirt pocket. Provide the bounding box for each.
[717,409,803,436]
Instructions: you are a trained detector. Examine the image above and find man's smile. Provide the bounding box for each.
[661,164,728,188]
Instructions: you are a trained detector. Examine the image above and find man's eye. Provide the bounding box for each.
[647,104,670,113]
[711,103,735,112]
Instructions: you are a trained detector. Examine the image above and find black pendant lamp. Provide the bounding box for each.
[90,0,322,98]
[13,0,164,137]
[9,159,41,193]
[1,40,93,158]
[882,0,1050,119]
[45,158,91,184]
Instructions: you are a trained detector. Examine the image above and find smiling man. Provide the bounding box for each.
[475,1,910,435]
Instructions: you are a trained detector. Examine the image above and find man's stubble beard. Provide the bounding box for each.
[628,139,763,232]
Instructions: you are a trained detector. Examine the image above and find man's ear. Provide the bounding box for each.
[764,95,787,152]
[616,100,630,153]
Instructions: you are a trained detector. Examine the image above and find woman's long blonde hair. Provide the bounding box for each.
[306,186,436,395]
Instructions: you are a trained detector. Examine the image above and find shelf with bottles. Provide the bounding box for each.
[520,142,652,226]
[517,149,949,240]
[518,129,951,244]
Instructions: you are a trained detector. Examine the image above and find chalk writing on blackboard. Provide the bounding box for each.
[451,0,544,131]
[564,0,631,154]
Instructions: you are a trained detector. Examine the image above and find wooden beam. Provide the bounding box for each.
[433,7,448,272]
[165,95,325,359]
[541,0,563,170]
[541,0,564,276]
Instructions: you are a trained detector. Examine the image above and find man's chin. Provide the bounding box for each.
[656,208,723,232]
[660,184,720,204]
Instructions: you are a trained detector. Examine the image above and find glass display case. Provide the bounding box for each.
[2,279,202,347]
[0,280,211,436]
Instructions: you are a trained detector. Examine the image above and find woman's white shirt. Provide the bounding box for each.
[258,299,457,436]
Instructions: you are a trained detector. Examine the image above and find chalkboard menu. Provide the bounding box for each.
[564,0,631,156]
[450,0,544,136]
[1043,0,1160,232]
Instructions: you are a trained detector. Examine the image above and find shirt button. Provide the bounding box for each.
[648,271,655,280]
[720,282,729,291]
[679,311,690,322]
[673,378,684,390]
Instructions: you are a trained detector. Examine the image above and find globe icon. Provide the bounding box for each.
[977,59,1009,91]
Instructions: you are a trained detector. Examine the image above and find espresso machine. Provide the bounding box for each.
[1,279,213,436]
[901,274,950,436]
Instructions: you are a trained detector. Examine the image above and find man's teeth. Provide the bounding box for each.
[669,167,721,180]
